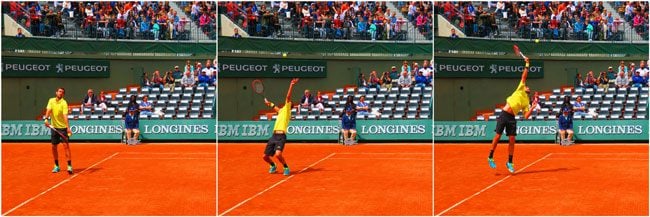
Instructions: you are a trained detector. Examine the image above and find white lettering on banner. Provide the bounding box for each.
[577,125,643,135]
[218,124,240,136]
[438,64,484,72]
[71,125,123,134]
[2,124,23,136]
[516,125,556,135]
[287,125,339,134]
[63,65,109,72]
[360,125,426,134]
[144,125,209,134]
[4,63,51,72]
[241,124,270,136]
[434,125,457,137]
[458,125,487,137]
[217,124,270,137]
[221,64,268,72]
[280,65,326,73]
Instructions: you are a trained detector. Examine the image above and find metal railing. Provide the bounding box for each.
[220,11,432,43]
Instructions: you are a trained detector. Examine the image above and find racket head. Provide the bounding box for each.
[251,79,264,95]
[513,45,521,56]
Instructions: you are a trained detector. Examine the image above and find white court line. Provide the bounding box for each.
[330,157,432,161]
[546,157,648,161]
[336,152,430,155]
[116,157,216,160]
[219,152,336,216]
[552,152,647,155]
[435,153,553,216]
[3,152,120,216]
[119,152,214,155]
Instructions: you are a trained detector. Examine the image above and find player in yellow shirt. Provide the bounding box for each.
[487,58,538,173]
[263,78,299,176]
[44,87,73,174]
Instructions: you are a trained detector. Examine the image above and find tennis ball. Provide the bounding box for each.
[535,39,540,43]
[282,53,287,58]
[67,133,72,137]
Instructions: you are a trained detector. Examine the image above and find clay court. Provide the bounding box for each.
[2,143,216,216]
[218,143,432,216]
[434,143,648,216]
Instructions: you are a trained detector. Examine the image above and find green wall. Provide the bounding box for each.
[434,59,641,121]
[1,56,208,120]
[218,57,427,120]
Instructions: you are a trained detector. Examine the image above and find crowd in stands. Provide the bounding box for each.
[4,1,216,40]
[142,59,217,90]
[574,60,649,90]
[358,59,432,89]
[219,1,432,40]
[436,1,649,41]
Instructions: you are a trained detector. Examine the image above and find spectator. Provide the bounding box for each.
[632,70,647,87]
[164,71,175,90]
[616,71,630,88]
[139,95,154,116]
[606,66,617,87]
[125,95,140,113]
[233,27,242,38]
[357,73,368,88]
[618,60,628,75]
[414,70,430,87]
[172,65,183,80]
[341,107,357,145]
[584,71,597,89]
[124,107,140,145]
[81,89,97,114]
[558,107,575,146]
[16,28,25,38]
[420,60,433,78]
[573,96,595,117]
[559,95,573,117]
[197,70,211,87]
[298,89,314,110]
[312,91,325,112]
[381,71,393,89]
[574,73,584,88]
[450,28,459,38]
[398,71,412,88]
[141,72,151,88]
[636,60,649,78]
[368,71,381,89]
[401,60,411,74]
[149,70,163,89]
[356,96,369,115]
[343,95,356,114]
[181,70,195,87]
[597,71,609,91]
[389,66,400,80]
[96,91,108,112]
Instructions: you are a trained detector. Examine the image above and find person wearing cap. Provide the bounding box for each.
[606,66,617,87]
[124,96,140,145]
[558,107,574,146]
[341,107,357,145]
[389,65,400,80]
[172,65,183,81]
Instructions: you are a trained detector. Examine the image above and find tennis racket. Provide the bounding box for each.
[512,44,527,60]
[45,122,69,145]
[252,79,265,98]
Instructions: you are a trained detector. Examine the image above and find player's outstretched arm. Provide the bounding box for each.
[286,78,299,103]
[521,57,530,84]
[524,96,538,119]
[264,98,280,112]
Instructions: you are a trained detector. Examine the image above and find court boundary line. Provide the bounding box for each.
[119,152,215,155]
[330,157,432,160]
[336,152,431,155]
[435,153,553,216]
[2,152,120,216]
[219,152,337,216]
[116,157,216,160]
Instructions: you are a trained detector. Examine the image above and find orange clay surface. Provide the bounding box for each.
[218,143,432,216]
[2,142,216,215]
[434,143,648,216]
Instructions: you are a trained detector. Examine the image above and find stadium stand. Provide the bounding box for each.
[435,1,648,41]
[219,1,432,41]
[3,1,216,40]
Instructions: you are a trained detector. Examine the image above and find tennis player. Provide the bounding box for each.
[44,87,73,174]
[263,78,299,176]
[487,58,538,173]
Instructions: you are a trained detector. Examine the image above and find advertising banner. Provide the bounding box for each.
[218,57,327,78]
[2,57,110,78]
[434,57,544,78]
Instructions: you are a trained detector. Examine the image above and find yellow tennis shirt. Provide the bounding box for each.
[46,98,68,129]
[273,102,292,132]
[506,81,530,115]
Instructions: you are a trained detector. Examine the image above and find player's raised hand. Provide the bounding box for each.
[525,57,530,64]
[290,78,299,85]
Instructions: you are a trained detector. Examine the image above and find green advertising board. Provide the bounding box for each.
[434,57,544,78]
[218,119,432,141]
[218,57,327,78]
[2,57,110,78]
[2,119,216,141]
[434,120,649,141]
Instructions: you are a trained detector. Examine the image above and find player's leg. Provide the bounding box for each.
[274,150,290,176]
[505,118,517,173]
[62,135,73,174]
[264,137,277,173]
[488,114,507,169]
[51,130,60,173]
